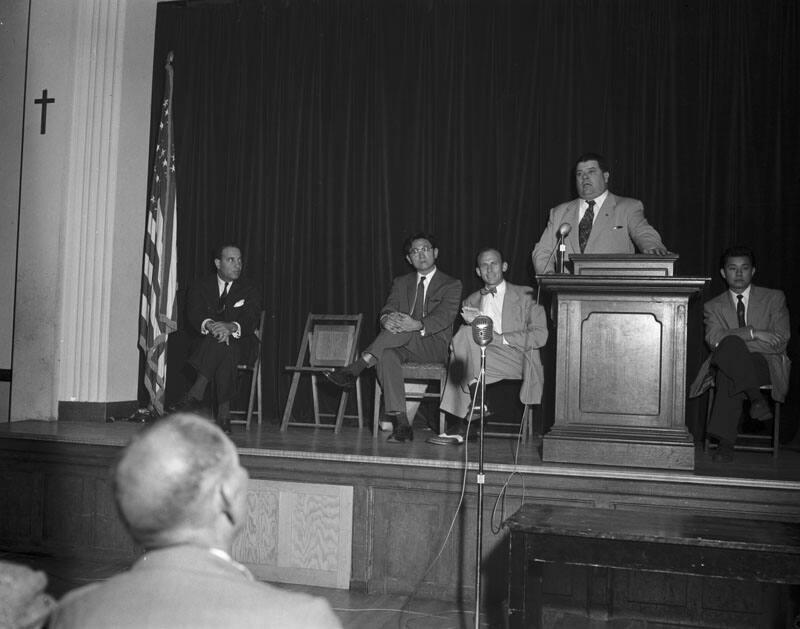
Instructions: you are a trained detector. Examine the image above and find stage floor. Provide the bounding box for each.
[2,416,799,485]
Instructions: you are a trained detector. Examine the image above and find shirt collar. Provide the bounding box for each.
[216,275,231,295]
[418,267,437,283]
[581,190,609,215]
[729,285,752,304]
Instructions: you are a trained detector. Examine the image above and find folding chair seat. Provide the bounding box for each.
[281,314,364,434]
[372,362,447,438]
[230,310,265,429]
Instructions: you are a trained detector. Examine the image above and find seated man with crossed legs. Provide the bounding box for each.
[325,232,462,443]
[690,246,790,462]
[429,248,548,445]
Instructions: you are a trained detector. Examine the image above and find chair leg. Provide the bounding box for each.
[281,372,303,431]
[439,374,447,435]
[334,391,348,434]
[355,377,364,428]
[245,360,259,430]
[772,401,781,459]
[311,374,322,426]
[256,361,262,425]
[373,382,382,439]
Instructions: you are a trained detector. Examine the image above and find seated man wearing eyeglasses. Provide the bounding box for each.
[325,232,462,443]
[170,244,262,434]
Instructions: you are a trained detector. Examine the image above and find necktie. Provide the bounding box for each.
[218,282,230,313]
[480,286,497,296]
[736,294,746,327]
[578,200,595,253]
[411,276,426,320]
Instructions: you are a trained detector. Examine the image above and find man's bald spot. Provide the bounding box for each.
[113,414,235,546]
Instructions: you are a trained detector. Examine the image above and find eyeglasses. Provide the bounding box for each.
[409,246,432,255]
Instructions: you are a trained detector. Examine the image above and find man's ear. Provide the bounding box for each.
[751,266,757,279]
[502,261,508,273]
[719,268,726,281]
[406,255,412,266]
[475,267,481,279]
[218,480,240,528]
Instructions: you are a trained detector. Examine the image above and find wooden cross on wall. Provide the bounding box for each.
[34,89,55,135]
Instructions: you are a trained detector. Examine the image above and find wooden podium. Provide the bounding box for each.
[538,255,708,470]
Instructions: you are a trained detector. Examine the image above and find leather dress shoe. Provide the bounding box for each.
[323,368,356,389]
[168,395,204,414]
[386,424,413,443]
[749,398,773,422]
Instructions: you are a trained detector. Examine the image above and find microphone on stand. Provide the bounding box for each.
[471,315,493,347]
[556,222,571,274]
[535,222,572,303]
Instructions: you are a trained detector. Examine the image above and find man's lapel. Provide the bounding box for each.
[501,284,519,331]
[564,200,582,252]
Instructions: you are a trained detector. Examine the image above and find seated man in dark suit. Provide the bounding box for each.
[50,413,342,629]
[690,246,791,462]
[325,232,462,443]
[429,248,548,445]
[172,244,261,433]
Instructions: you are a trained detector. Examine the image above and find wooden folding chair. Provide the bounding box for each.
[230,310,265,429]
[281,314,364,434]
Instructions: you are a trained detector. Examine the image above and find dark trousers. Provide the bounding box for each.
[366,329,448,415]
[188,335,244,404]
[708,335,770,443]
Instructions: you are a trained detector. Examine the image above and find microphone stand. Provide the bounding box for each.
[473,345,487,629]
[557,233,567,274]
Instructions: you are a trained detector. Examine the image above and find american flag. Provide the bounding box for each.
[139,52,178,416]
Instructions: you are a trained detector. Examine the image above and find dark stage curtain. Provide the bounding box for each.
[152,0,799,436]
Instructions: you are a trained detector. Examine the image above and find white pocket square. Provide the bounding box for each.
[233,299,245,308]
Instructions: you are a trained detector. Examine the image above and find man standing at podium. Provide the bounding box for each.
[691,246,790,462]
[429,248,548,445]
[532,153,669,274]
[324,233,462,443]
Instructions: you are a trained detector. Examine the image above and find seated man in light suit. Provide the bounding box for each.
[690,246,790,462]
[325,232,462,443]
[429,248,548,445]
[50,413,342,629]
[531,153,668,274]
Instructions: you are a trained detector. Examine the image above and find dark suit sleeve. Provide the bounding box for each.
[420,277,462,336]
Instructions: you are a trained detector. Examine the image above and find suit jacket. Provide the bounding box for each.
[49,546,342,629]
[381,268,462,354]
[462,282,548,404]
[187,274,262,339]
[689,285,791,401]
[532,193,666,274]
